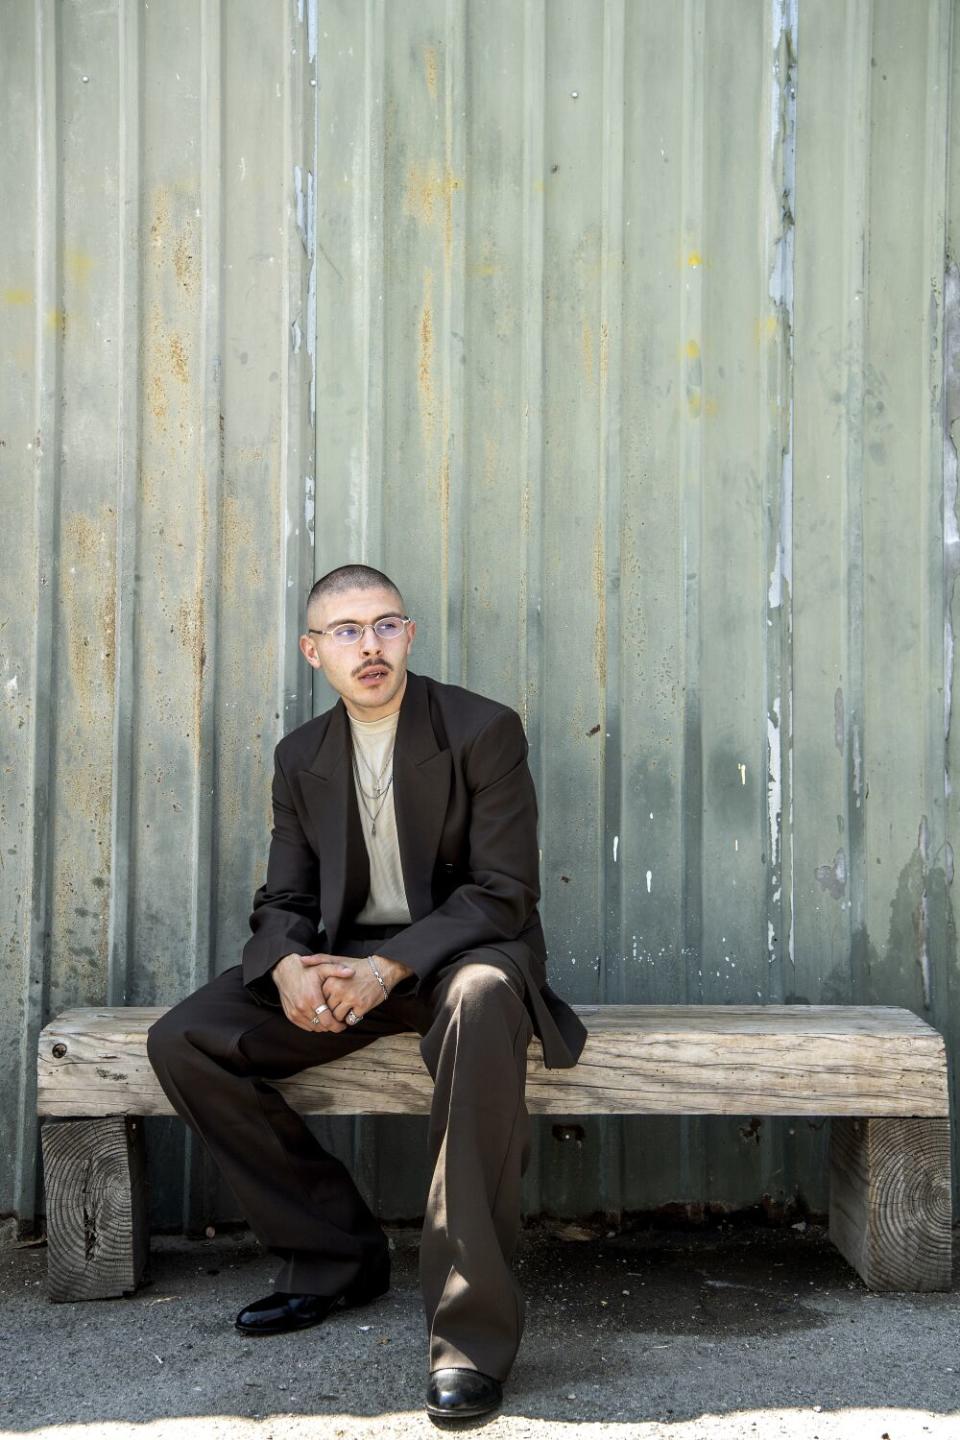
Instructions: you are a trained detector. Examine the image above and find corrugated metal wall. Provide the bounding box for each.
[4,0,960,1234]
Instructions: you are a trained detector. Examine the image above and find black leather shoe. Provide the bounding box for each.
[425,1368,503,1420]
[235,1252,389,1336]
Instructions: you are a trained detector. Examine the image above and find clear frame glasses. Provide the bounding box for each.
[309,615,412,646]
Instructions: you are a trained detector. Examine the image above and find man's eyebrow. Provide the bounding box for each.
[321,610,402,628]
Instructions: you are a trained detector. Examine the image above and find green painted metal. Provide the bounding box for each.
[2,0,959,1234]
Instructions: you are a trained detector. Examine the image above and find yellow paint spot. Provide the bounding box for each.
[754,314,779,346]
[687,391,702,418]
[65,249,95,284]
[687,251,703,268]
[45,307,66,334]
[685,339,700,360]
[3,287,32,305]
[425,45,438,102]
[705,397,719,418]
[467,262,499,279]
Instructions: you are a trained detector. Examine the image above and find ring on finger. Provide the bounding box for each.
[314,1004,329,1016]
[346,1009,361,1025]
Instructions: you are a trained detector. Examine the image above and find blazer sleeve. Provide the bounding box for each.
[374,706,541,982]
[241,743,322,1002]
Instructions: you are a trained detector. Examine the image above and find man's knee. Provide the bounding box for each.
[440,958,527,1027]
[146,1006,189,1074]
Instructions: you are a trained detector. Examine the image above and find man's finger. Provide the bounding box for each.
[299,957,355,974]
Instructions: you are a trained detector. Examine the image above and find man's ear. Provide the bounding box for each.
[299,634,322,671]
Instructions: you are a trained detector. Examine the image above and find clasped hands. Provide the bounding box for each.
[273,950,413,1034]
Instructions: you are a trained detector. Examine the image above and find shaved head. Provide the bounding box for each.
[307,564,405,627]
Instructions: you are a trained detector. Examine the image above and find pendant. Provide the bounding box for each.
[371,820,377,836]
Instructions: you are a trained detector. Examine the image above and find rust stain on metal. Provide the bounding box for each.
[61,510,117,727]
[404,160,461,266]
[593,519,606,688]
[418,269,435,457]
[424,45,439,102]
[169,335,188,385]
[482,434,497,491]
[173,231,195,293]
[439,449,450,559]
[581,318,595,389]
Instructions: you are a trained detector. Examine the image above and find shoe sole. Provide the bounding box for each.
[424,1400,502,1421]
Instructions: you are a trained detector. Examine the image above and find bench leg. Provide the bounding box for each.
[828,1116,952,1291]
[41,1117,149,1302]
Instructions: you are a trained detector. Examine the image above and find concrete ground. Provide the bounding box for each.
[2,1218,958,1440]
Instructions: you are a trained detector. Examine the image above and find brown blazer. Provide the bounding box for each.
[241,669,587,1069]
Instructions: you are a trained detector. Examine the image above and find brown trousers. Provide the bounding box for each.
[146,931,534,1381]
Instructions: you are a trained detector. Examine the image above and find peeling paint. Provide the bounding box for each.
[766,0,796,626]
[834,686,844,752]
[767,696,781,877]
[815,849,847,900]
[918,813,930,865]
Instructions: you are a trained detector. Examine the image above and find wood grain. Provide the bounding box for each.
[41,1116,148,1302]
[37,1003,949,1118]
[829,1116,953,1291]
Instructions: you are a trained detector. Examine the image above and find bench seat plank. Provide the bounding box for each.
[38,1003,949,1119]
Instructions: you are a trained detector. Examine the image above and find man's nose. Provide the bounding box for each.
[359,626,383,653]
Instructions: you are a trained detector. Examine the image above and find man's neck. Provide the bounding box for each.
[342,671,407,724]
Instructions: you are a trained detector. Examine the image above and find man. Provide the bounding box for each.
[147,563,586,1421]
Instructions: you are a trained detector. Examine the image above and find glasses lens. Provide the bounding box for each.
[374,617,405,639]
[332,624,363,644]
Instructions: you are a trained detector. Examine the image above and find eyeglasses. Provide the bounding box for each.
[308,615,413,646]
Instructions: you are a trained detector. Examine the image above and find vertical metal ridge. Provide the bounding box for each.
[281,0,312,731]
[16,0,61,1225]
[193,0,224,993]
[599,0,626,1005]
[107,0,141,1007]
[441,0,467,685]
[361,0,386,569]
[679,0,705,1009]
[920,0,953,1016]
[180,0,225,1236]
[520,0,546,829]
[841,0,872,999]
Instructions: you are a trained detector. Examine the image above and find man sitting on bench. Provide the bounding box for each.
[147,563,586,1421]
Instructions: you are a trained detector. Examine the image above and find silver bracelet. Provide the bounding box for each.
[366,954,390,1001]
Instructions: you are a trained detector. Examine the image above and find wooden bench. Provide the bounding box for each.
[37,1003,953,1302]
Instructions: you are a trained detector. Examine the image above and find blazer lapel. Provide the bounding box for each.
[393,671,451,921]
[300,701,369,947]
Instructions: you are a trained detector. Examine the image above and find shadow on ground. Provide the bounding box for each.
[3,1219,959,1432]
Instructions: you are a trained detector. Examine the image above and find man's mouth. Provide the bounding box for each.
[357,666,390,685]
